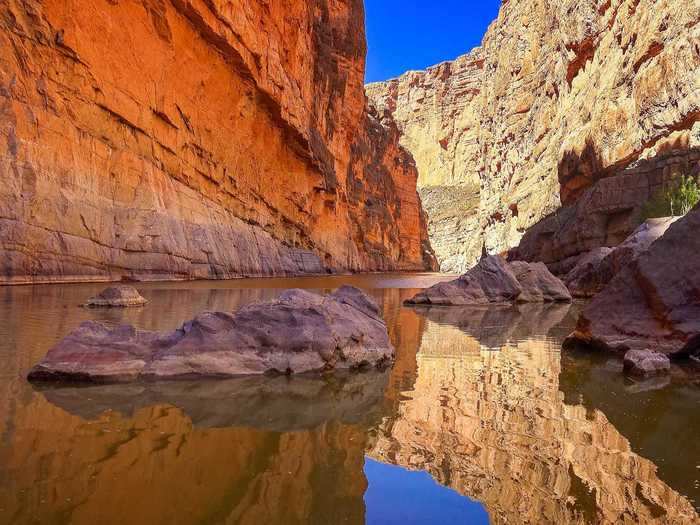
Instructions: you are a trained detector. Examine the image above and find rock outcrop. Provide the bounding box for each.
[83,285,148,307]
[367,0,700,272]
[623,350,671,377]
[569,205,700,356]
[406,255,571,306]
[0,0,436,284]
[563,216,678,297]
[28,286,394,382]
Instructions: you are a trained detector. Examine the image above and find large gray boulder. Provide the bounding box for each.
[564,217,679,297]
[405,255,571,306]
[28,286,394,382]
[568,206,700,356]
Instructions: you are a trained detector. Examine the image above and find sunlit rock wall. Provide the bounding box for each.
[0,0,436,284]
[367,0,700,272]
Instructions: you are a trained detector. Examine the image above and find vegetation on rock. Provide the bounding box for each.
[641,175,700,220]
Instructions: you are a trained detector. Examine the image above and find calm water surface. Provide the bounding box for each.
[0,275,698,524]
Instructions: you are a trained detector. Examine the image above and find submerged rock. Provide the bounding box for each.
[28,286,394,383]
[405,256,571,306]
[568,205,700,356]
[623,350,671,377]
[83,286,148,307]
[564,217,679,297]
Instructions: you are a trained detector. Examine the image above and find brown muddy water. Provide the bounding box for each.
[0,275,698,524]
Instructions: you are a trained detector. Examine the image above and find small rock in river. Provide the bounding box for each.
[83,286,148,308]
[623,350,671,377]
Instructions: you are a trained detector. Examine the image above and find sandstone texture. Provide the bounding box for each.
[406,255,571,306]
[623,350,671,377]
[0,0,436,284]
[28,286,395,382]
[563,216,678,297]
[367,0,700,272]
[569,205,700,356]
[83,285,148,307]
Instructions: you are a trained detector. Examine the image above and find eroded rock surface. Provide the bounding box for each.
[368,0,700,271]
[0,0,435,284]
[84,286,148,308]
[28,286,395,382]
[564,217,678,297]
[406,256,571,306]
[569,205,700,356]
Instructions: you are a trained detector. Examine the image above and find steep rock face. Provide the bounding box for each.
[0,0,435,284]
[569,205,700,357]
[367,0,700,272]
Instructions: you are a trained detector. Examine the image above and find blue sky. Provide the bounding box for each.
[364,0,501,83]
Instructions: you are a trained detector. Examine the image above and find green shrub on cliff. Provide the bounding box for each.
[641,175,700,220]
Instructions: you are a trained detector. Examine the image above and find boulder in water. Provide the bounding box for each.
[623,350,671,377]
[29,286,394,382]
[84,286,148,307]
[405,256,571,306]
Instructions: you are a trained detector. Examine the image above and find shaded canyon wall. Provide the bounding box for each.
[0,0,436,284]
[367,0,700,272]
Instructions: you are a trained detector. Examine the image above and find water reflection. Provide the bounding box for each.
[0,276,698,524]
[372,303,699,524]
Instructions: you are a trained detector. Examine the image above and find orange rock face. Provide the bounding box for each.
[0,0,436,284]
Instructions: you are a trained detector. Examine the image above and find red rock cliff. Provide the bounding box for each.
[0,0,436,284]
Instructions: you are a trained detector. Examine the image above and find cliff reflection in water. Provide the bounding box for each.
[371,303,699,524]
[0,278,698,524]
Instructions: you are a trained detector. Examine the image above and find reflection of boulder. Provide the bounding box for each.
[34,371,389,432]
[411,302,572,350]
[371,318,699,524]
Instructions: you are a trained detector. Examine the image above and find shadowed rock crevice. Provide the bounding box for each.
[515,144,700,269]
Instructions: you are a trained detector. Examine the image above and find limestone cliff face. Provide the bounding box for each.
[367,0,700,272]
[0,0,436,284]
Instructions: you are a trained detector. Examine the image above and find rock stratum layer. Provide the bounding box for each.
[367,0,700,272]
[0,0,436,284]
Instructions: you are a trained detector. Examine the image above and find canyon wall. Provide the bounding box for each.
[367,0,700,272]
[0,0,436,284]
